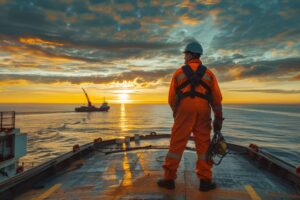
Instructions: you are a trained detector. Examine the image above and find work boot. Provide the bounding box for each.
[157,178,175,190]
[199,179,216,192]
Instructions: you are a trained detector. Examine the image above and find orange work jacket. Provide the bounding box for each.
[168,59,222,117]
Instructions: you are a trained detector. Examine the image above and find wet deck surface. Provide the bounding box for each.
[17,139,300,200]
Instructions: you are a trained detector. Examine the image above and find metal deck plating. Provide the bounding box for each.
[1,134,299,200]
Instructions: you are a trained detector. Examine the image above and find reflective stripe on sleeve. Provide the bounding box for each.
[166,152,182,160]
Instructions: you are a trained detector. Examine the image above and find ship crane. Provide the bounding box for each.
[82,88,92,107]
[75,88,110,112]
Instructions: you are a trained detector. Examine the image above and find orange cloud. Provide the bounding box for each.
[291,73,300,81]
[46,11,65,21]
[81,13,96,20]
[19,37,64,47]
[88,4,113,14]
[177,0,196,9]
[179,13,200,26]
[115,3,134,12]
[0,44,94,68]
[196,0,221,5]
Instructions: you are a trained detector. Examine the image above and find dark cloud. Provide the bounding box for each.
[230,89,300,94]
[0,68,175,85]
[0,0,299,88]
[210,1,300,55]
[207,57,300,82]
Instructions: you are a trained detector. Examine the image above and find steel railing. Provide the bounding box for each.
[0,111,15,131]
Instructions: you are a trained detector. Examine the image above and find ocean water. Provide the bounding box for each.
[0,103,299,167]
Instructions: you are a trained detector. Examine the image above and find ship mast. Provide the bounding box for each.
[82,88,92,107]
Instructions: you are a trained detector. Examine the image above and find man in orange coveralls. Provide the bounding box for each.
[157,41,223,192]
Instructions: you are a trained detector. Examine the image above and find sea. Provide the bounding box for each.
[0,104,299,168]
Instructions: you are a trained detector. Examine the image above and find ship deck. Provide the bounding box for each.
[14,137,299,200]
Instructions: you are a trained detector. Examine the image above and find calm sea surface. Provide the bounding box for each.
[0,104,299,167]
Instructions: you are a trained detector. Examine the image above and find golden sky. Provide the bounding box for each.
[0,0,299,104]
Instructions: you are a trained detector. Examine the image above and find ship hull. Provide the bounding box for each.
[75,106,110,112]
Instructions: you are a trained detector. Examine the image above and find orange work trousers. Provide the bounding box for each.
[163,98,212,180]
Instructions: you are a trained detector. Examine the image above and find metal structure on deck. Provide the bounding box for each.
[0,111,27,183]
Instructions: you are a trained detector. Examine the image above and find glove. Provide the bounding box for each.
[213,117,224,133]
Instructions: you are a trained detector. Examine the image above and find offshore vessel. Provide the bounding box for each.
[0,112,27,183]
[75,88,110,112]
[0,130,299,199]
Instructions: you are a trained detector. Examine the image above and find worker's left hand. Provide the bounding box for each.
[213,117,224,133]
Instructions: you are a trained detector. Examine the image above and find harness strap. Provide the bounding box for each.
[175,64,212,106]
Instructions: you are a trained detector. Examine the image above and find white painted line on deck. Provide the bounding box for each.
[244,184,262,200]
[31,183,61,200]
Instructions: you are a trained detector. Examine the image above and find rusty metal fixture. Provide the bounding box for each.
[16,166,24,174]
[150,131,157,136]
[249,143,259,152]
[73,144,80,152]
[94,138,102,143]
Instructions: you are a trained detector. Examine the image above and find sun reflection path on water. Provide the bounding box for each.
[120,104,128,132]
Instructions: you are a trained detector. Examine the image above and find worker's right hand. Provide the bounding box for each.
[213,117,224,133]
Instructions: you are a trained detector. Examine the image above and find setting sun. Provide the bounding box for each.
[119,93,129,103]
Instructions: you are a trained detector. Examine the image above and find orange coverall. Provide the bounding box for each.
[163,58,222,181]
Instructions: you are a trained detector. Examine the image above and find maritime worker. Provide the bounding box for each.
[157,41,223,192]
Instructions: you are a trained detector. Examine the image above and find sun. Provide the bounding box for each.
[119,93,129,103]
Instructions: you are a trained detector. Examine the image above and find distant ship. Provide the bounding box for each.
[75,88,110,112]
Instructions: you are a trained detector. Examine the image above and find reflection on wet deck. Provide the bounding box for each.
[17,144,299,200]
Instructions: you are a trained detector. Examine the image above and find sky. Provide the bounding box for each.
[0,0,299,104]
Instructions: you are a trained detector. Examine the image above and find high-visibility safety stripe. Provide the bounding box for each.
[32,183,61,200]
[244,184,262,200]
[198,154,206,161]
[166,152,181,160]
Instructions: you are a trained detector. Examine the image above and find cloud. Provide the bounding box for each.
[230,89,300,94]
[0,0,300,94]
[210,1,300,56]
[291,73,300,81]
[0,68,175,85]
[207,57,300,82]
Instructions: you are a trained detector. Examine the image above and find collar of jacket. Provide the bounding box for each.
[186,58,202,65]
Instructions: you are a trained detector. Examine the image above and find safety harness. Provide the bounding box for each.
[175,64,212,107]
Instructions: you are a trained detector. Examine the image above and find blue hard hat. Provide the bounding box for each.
[184,41,203,55]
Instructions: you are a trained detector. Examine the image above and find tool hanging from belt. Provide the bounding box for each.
[206,131,228,165]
